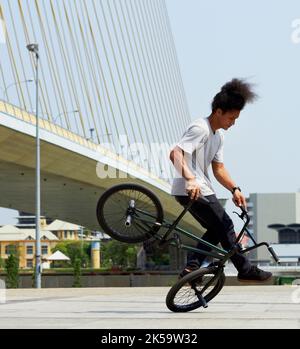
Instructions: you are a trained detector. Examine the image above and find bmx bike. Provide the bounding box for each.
[96,183,279,312]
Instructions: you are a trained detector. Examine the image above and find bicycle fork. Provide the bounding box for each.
[193,266,223,309]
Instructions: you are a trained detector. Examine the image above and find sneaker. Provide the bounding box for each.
[178,266,204,288]
[179,264,199,279]
[237,266,272,283]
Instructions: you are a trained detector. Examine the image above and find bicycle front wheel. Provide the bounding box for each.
[97,183,164,243]
[166,267,225,312]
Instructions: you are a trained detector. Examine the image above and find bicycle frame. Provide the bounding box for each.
[134,200,280,266]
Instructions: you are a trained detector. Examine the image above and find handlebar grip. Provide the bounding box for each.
[268,247,279,263]
[239,205,248,214]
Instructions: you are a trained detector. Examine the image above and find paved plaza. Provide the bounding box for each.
[0,285,300,329]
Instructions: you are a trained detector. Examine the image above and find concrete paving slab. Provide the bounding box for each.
[0,286,300,329]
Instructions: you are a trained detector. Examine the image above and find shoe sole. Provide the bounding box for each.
[237,275,272,283]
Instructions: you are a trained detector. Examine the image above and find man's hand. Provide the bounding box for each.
[232,190,247,209]
[186,178,201,200]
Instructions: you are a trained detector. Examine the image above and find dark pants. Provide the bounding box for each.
[175,195,251,274]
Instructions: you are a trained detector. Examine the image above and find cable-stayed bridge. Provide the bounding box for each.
[0,0,201,234]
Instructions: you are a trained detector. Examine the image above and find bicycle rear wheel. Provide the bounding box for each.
[97,183,164,243]
[166,267,225,312]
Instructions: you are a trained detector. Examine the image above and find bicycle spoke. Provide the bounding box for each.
[171,271,221,311]
[174,286,199,306]
[97,184,163,243]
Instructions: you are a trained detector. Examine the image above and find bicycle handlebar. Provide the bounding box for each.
[235,205,280,263]
[239,205,247,214]
[233,205,249,222]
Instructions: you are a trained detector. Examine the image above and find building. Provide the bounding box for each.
[16,212,93,241]
[16,212,54,229]
[0,217,109,269]
[268,224,300,265]
[246,193,300,263]
[0,219,84,269]
[0,225,58,269]
[46,220,81,241]
[269,243,300,266]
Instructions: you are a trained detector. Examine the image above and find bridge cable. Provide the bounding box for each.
[34,0,70,130]
[135,0,172,146]
[161,0,191,125]
[150,0,188,136]
[101,0,148,165]
[59,0,94,137]
[20,0,52,124]
[141,0,181,141]
[79,0,112,143]
[126,0,170,149]
[111,0,156,146]
[7,0,34,114]
[53,0,87,137]
[75,0,111,143]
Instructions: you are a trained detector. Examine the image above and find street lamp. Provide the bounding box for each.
[1,79,34,100]
[53,109,79,126]
[88,128,95,141]
[26,43,41,289]
[87,131,112,143]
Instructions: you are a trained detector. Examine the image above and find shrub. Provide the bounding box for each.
[101,240,139,270]
[52,241,90,267]
[5,254,19,288]
[72,258,82,287]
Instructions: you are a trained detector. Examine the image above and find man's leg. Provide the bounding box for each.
[175,196,218,269]
[175,195,251,274]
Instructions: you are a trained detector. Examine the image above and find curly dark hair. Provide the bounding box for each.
[211,78,258,112]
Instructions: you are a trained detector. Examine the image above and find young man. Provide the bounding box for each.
[169,78,272,282]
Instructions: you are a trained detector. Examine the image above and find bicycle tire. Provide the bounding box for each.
[97,183,164,243]
[166,267,225,312]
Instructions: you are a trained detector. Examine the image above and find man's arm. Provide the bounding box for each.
[169,146,201,200]
[212,161,247,208]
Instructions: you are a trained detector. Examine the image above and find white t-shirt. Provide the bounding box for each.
[171,117,224,196]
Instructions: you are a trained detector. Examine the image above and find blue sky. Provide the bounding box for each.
[1,0,300,224]
[166,0,300,200]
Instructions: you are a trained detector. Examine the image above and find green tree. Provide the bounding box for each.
[52,241,90,268]
[72,258,82,287]
[125,246,138,269]
[0,256,4,269]
[143,241,170,269]
[101,240,138,270]
[5,253,19,289]
[150,252,170,267]
[31,262,36,288]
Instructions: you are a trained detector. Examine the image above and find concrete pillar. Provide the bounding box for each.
[136,246,146,270]
[91,241,100,269]
[169,246,186,271]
